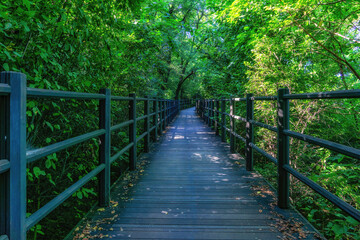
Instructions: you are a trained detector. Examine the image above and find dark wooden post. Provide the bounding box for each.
[164,100,168,127]
[207,100,209,124]
[221,98,226,142]
[153,98,158,141]
[0,72,10,237]
[246,94,254,171]
[159,100,163,134]
[230,97,235,153]
[215,100,220,135]
[144,96,150,153]
[129,93,137,170]
[277,88,290,208]
[167,100,170,124]
[9,72,27,240]
[210,100,214,128]
[203,100,205,120]
[162,100,166,130]
[99,88,111,207]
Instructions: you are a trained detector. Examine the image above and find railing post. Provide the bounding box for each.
[277,88,290,208]
[202,100,205,120]
[8,72,27,240]
[158,99,164,135]
[164,100,168,127]
[167,100,170,124]
[99,88,111,207]
[209,100,213,128]
[206,100,209,125]
[153,98,158,141]
[129,93,137,170]
[230,97,235,153]
[144,96,150,153]
[221,98,226,142]
[0,72,10,238]
[246,94,254,171]
[215,100,220,135]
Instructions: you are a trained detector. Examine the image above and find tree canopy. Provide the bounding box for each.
[1,0,359,239]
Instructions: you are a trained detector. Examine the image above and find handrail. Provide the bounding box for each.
[196,88,360,222]
[0,83,11,95]
[0,71,186,239]
[27,88,106,99]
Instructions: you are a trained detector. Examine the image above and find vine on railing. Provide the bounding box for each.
[196,89,360,222]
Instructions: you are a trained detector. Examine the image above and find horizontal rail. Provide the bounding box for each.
[111,96,133,101]
[0,83,11,94]
[250,143,278,164]
[224,127,246,142]
[26,129,106,163]
[233,97,246,101]
[136,132,148,142]
[283,164,360,222]
[284,89,360,99]
[250,120,277,132]
[251,96,277,101]
[231,114,246,122]
[0,234,9,240]
[110,143,134,164]
[110,120,134,132]
[149,125,156,132]
[0,159,10,174]
[233,132,246,143]
[26,163,105,230]
[284,130,360,160]
[136,97,156,101]
[27,88,106,99]
[136,115,147,122]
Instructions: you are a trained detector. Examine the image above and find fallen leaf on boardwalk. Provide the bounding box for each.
[259,209,263,213]
[161,210,168,214]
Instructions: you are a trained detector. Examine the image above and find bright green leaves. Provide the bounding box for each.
[33,167,46,178]
[2,63,9,71]
[45,153,57,170]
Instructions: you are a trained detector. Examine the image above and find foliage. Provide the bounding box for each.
[1,0,360,239]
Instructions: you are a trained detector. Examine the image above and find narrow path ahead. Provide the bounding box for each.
[75,107,320,240]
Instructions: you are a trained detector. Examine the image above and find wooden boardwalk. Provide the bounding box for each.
[72,107,321,240]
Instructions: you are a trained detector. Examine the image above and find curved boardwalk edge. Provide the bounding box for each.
[69,107,323,240]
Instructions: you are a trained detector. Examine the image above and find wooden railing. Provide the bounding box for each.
[0,72,193,240]
[196,89,360,223]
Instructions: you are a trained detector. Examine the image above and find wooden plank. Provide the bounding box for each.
[74,107,320,240]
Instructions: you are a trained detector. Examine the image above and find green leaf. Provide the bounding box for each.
[45,159,52,169]
[33,167,46,178]
[76,191,83,199]
[3,63,9,71]
[4,22,12,30]
[23,0,30,10]
[45,121,54,131]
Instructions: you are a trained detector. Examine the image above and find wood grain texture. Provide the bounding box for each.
[78,107,321,240]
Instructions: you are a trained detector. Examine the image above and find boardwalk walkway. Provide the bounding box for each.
[72,107,320,240]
